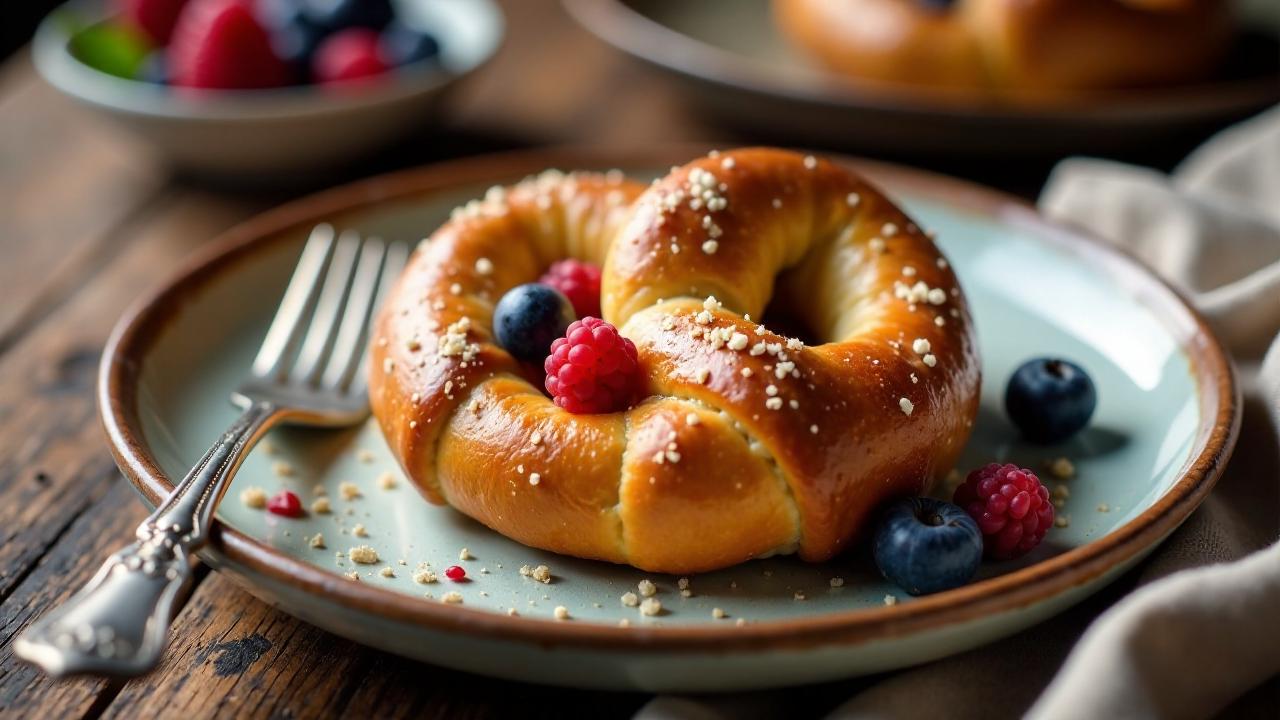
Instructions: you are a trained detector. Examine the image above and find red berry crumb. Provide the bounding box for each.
[544,317,642,414]
[953,463,1053,560]
[313,28,390,85]
[266,489,303,518]
[444,565,466,581]
[539,259,602,319]
[169,0,288,90]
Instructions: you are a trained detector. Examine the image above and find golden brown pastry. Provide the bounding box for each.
[773,0,1232,100]
[369,148,981,573]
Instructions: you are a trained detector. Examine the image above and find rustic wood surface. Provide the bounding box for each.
[0,0,1271,717]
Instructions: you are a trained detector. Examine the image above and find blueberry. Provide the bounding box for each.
[379,21,441,67]
[1005,357,1097,444]
[873,497,983,596]
[271,20,328,84]
[493,284,576,363]
[300,0,395,31]
[256,0,309,29]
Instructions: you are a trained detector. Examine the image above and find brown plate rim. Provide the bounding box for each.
[563,0,1280,122]
[99,145,1241,654]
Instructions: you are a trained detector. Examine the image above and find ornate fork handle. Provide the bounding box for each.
[15,401,280,678]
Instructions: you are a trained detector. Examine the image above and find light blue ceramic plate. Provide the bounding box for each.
[100,148,1238,692]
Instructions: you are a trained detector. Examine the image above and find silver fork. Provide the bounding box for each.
[15,224,408,679]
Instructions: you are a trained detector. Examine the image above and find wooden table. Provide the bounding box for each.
[0,1,1252,717]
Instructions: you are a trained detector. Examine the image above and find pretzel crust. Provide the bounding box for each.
[370,149,981,573]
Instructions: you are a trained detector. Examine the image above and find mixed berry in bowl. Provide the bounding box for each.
[66,0,444,91]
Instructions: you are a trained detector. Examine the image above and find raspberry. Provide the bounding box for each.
[266,489,303,517]
[313,28,389,85]
[444,565,466,581]
[169,0,288,90]
[115,0,189,45]
[544,317,641,414]
[953,463,1053,560]
[539,260,602,319]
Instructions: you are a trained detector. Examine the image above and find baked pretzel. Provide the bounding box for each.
[370,149,981,573]
[773,0,1231,100]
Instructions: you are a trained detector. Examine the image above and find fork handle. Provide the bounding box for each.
[15,401,280,678]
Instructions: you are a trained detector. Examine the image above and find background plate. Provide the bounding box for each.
[564,0,1280,158]
[99,147,1237,692]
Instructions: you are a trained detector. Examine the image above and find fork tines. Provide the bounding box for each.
[251,224,408,396]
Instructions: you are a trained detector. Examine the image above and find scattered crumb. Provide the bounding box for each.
[345,571,360,581]
[357,449,375,463]
[884,594,898,606]
[260,439,277,455]
[1048,457,1076,480]
[793,591,806,601]
[735,618,746,627]
[621,592,639,607]
[240,487,267,509]
[554,606,570,620]
[1055,515,1071,528]
[1097,503,1110,513]
[637,579,657,597]
[441,591,463,604]
[639,598,662,616]
[309,533,326,549]
[339,481,361,501]
[312,484,326,496]
[413,569,438,584]
[899,397,914,415]
[530,564,551,583]
[353,523,368,538]
[377,472,398,490]
[272,461,295,478]
[829,577,845,588]
[379,567,395,578]
[712,607,726,620]
[619,618,631,628]
[508,608,519,616]
[311,497,332,514]
[349,546,379,564]
[459,547,474,561]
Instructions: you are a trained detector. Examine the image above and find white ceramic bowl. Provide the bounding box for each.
[32,0,503,177]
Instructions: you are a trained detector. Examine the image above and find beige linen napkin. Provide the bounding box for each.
[640,106,1280,720]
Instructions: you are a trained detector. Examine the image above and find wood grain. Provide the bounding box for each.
[0,190,258,603]
[0,56,165,353]
[0,481,147,717]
